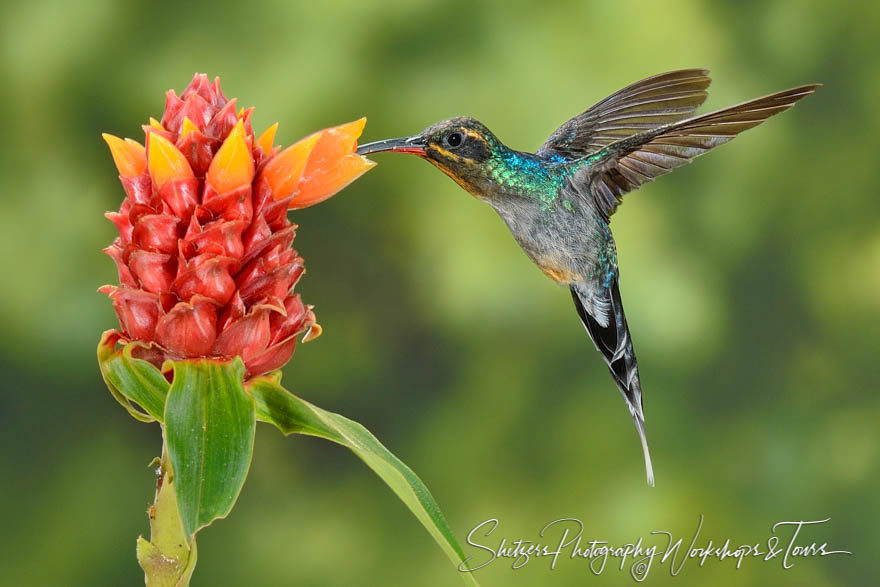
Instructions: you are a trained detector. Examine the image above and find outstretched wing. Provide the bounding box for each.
[585,83,821,220]
[571,278,654,486]
[537,69,712,161]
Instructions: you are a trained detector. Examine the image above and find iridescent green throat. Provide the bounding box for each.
[484,148,579,206]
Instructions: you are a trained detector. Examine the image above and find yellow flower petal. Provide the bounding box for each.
[256,122,279,156]
[206,119,255,193]
[102,133,147,178]
[148,132,194,188]
[149,117,165,131]
[179,116,200,141]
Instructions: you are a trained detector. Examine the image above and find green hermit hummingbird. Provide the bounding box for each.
[357,69,820,485]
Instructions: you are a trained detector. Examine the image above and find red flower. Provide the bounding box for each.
[101,73,374,377]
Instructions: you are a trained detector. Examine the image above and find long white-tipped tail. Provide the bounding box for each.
[633,410,654,487]
[571,280,655,486]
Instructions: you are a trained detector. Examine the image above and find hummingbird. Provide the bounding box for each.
[357,69,820,485]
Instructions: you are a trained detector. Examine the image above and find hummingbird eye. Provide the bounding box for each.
[444,131,463,148]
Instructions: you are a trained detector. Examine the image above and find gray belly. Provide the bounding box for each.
[492,198,609,285]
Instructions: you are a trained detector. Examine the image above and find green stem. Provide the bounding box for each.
[136,440,198,586]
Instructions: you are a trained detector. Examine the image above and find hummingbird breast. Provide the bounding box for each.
[488,177,613,287]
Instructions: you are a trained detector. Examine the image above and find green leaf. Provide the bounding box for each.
[246,372,480,587]
[97,331,170,422]
[164,358,256,538]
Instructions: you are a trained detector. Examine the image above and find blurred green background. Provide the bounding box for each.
[1,0,876,585]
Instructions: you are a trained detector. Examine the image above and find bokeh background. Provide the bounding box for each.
[1,1,876,585]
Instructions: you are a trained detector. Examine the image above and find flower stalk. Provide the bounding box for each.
[136,449,197,587]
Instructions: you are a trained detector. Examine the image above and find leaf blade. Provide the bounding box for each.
[164,358,256,538]
[246,373,480,587]
[97,331,169,422]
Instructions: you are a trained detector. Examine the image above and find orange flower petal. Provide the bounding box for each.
[148,132,194,188]
[102,133,147,178]
[302,117,366,173]
[256,122,278,156]
[291,154,375,209]
[206,119,255,193]
[124,138,145,151]
[260,132,321,200]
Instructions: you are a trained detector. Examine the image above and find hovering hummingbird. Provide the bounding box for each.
[357,70,820,485]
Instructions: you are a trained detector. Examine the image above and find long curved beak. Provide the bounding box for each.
[356,135,427,156]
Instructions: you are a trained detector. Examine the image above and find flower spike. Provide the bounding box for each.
[103,74,369,378]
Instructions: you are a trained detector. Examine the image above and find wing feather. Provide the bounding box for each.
[584,83,821,219]
[537,69,712,160]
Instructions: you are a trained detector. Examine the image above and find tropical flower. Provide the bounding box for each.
[100,73,373,377]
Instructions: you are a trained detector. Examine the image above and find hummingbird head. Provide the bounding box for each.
[357,117,505,199]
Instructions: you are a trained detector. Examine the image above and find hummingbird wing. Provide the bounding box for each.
[537,69,711,161]
[584,84,821,220]
[571,277,654,486]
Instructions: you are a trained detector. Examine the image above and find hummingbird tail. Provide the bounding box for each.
[633,408,655,487]
[571,281,655,486]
